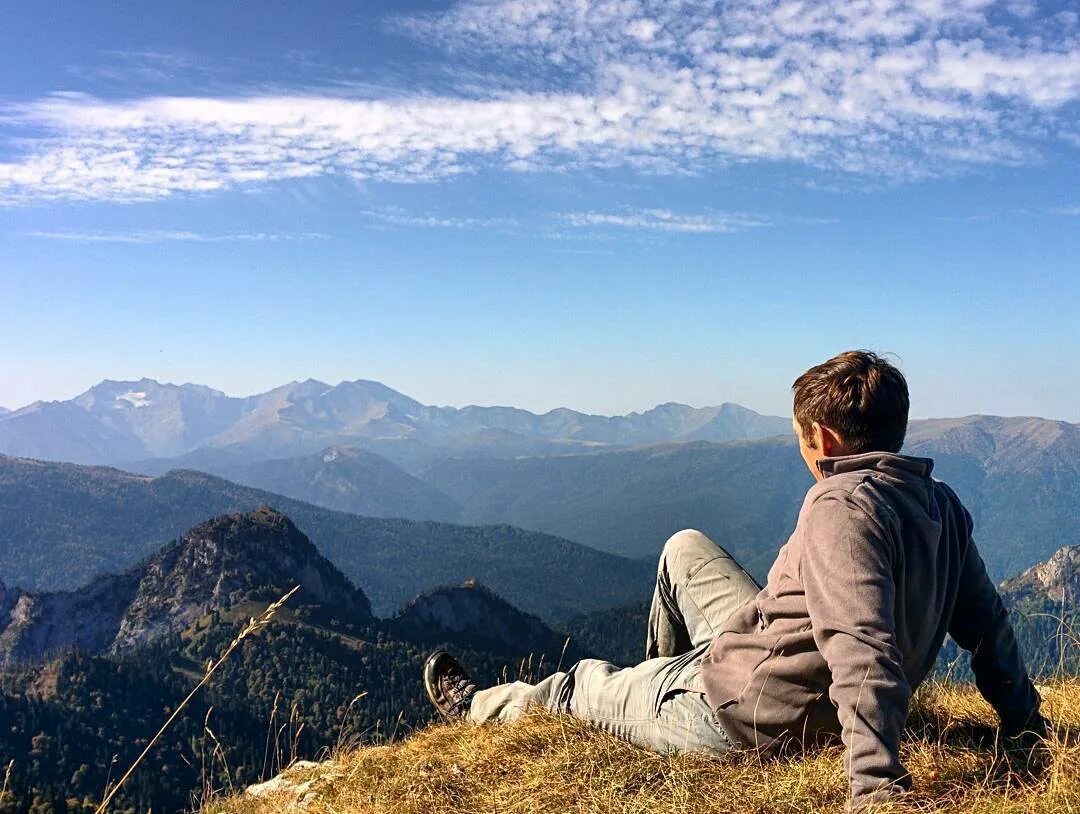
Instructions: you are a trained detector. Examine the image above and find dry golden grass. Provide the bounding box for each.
[206,679,1080,814]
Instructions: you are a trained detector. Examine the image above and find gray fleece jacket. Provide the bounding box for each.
[701,452,1042,809]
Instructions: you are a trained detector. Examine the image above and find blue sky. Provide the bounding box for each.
[1,0,1078,420]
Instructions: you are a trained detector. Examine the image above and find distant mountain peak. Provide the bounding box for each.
[0,375,792,466]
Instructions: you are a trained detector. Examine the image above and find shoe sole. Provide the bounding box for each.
[423,649,451,718]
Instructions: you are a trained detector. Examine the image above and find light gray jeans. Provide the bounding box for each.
[468,529,761,755]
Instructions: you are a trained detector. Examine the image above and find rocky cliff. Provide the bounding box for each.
[0,506,371,667]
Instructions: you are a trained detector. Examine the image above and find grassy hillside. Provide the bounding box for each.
[209,680,1080,814]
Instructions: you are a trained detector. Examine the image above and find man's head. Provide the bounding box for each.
[791,350,909,480]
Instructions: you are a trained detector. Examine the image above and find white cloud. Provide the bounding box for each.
[557,208,769,234]
[25,229,329,243]
[359,207,517,229]
[0,0,1078,203]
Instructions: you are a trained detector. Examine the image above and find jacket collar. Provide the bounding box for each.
[816,451,934,480]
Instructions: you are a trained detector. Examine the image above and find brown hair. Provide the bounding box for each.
[792,350,909,454]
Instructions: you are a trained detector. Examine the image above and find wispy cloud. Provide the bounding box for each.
[557,208,769,234]
[25,229,329,243]
[64,48,221,88]
[551,247,617,255]
[359,207,517,230]
[1,0,1078,203]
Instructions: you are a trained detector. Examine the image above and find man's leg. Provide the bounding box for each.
[460,529,756,756]
[468,647,731,757]
[646,529,760,659]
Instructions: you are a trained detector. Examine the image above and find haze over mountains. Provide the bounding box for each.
[200,446,460,523]
[421,415,1080,580]
[0,377,792,469]
[2,377,1078,588]
[0,455,654,621]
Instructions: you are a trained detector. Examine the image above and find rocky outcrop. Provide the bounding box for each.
[0,572,140,668]
[1000,545,1080,607]
[0,507,371,667]
[245,760,342,811]
[112,506,371,649]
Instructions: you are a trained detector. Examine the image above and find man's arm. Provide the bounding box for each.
[799,493,912,810]
[947,506,1044,738]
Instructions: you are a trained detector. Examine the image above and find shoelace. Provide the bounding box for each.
[447,674,476,712]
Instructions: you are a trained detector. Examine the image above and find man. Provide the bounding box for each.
[422,350,1045,809]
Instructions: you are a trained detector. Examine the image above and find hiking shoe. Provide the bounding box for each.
[424,650,477,719]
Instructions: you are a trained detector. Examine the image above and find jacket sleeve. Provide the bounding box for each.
[799,493,912,810]
[947,507,1043,736]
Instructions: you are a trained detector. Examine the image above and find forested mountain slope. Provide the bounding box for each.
[0,509,589,813]
[421,416,1080,582]
[0,455,653,622]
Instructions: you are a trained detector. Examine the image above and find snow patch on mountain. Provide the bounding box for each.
[117,391,152,408]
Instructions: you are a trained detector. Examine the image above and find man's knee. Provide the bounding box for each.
[660,529,731,576]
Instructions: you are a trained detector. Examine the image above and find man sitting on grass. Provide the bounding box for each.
[423,350,1045,810]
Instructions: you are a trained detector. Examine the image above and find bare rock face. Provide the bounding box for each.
[0,507,371,667]
[111,506,370,650]
[245,760,341,811]
[0,573,140,668]
[1000,545,1080,606]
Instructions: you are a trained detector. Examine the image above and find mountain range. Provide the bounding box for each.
[3,414,1077,609]
[167,413,1070,583]
[0,507,586,670]
[0,377,791,469]
[419,415,1080,581]
[3,378,1078,598]
[0,454,654,622]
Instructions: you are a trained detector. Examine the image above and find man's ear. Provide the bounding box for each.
[817,424,844,456]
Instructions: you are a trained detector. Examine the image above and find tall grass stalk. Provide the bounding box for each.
[0,759,13,808]
[94,585,300,814]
